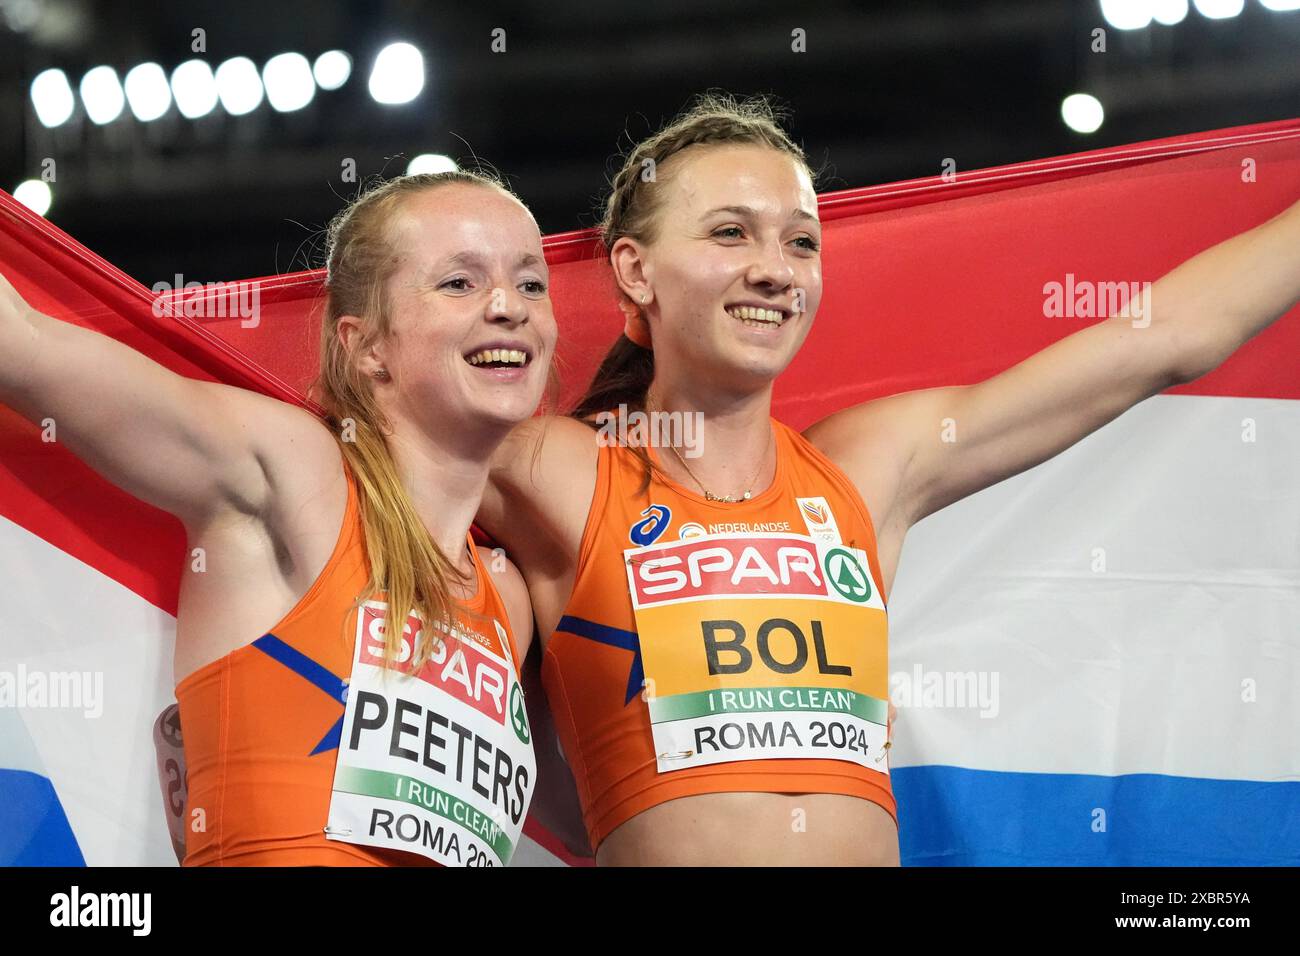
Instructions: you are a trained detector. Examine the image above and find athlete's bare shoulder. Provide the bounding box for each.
[481,415,598,562]
[494,414,598,484]
[477,545,536,661]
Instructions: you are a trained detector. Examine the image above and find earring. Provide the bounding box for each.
[373,368,390,381]
[640,293,647,304]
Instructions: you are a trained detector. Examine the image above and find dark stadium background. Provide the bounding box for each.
[4,0,1298,284]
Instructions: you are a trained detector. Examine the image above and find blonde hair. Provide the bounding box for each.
[573,92,813,421]
[315,169,516,669]
[571,93,813,491]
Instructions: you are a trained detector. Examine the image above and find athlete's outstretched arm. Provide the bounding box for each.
[0,269,306,527]
[808,196,1300,532]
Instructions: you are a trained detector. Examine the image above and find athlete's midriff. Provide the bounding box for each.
[542,418,899,858]
[598,792,900,866]
[175,460,523,867]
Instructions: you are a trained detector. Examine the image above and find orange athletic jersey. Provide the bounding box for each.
[542,417,897,850]
[175,460,522,866]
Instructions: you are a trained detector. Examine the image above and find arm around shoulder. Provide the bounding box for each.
[480,415,599,564]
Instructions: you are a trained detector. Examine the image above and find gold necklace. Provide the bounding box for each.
[666,424,772,503]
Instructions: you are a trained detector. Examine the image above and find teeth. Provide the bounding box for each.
[726,306,785,325]
[466,348,528,366]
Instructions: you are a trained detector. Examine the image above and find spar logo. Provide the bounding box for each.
[509,683,530,744]
[628,535,827,606]
[824,547,872,603]
[629,504,672,546]
[357,604,509,724]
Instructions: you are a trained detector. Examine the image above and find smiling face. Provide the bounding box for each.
[347,182,556,438]
[616,144,823,397]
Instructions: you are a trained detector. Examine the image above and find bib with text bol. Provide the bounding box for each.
[625,532,890,773]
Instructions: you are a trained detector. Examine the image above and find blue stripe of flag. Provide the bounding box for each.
[894,765,1300,866]
[0,768,85,866]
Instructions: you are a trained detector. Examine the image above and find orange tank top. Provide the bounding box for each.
[542,417,896,850]
[175,460,524,866]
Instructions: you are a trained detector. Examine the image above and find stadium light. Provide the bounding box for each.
[124,63,171,122]
[406,154,458,175]
[313,51,352,90]
[1100,0,1153,29]
[171,59,218,119]
[369,42,424,105]
[1061,93,1105,133]
[1193,0,1245,17]
[14,180,53,217]
[1152,0,1190,24]
[30,69,75,128]
[215,57,264,116]
[80,66,125,125]
[262,53,315,112]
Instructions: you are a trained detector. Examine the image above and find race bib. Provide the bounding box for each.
[626,533,890,773]
[325,602,536,866]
